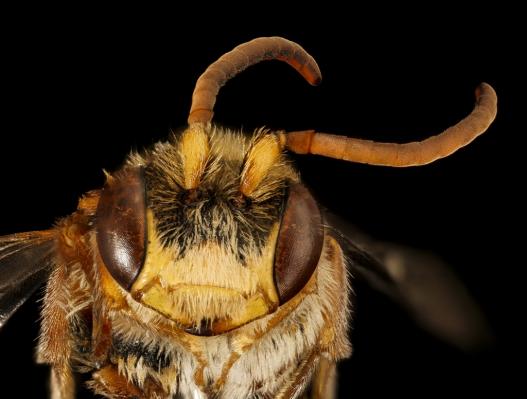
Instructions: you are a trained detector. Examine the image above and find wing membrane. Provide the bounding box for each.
[324,211,493,351]
[0,231,55,328]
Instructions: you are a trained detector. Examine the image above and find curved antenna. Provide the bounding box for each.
[188,37,322,125]
[285,83,497,167]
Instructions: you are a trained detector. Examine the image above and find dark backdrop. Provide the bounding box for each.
[0,6,520,398]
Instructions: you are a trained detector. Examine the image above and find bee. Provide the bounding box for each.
[0,37,496,399]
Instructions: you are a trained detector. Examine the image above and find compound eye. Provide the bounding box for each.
[274,183,324,303]
[96,167,146,290]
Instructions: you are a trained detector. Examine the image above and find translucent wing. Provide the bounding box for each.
[324,211,493,351]
[0,231,55,328]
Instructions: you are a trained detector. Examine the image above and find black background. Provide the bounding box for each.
[0,5,521,398]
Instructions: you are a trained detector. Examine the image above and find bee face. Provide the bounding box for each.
[95,125,325,335]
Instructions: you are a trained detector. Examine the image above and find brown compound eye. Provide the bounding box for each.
[274,183,324,303]
[96,167,146,290]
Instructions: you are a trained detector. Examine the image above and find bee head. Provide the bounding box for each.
[95,125,324,335]
[94,36,496,335]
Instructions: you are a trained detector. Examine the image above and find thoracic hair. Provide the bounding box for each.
[128,125,299,262]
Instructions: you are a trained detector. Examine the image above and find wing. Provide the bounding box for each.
[0,230,55,328]
[324,211,493,351]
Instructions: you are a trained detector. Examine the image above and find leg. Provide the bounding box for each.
[88,365,144,399]
[87,365,167,399]
[276,351,319,399]
[38,265,76,399]
[309,357,337,399]
[278,354,338,399]
[49,366,75,399]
